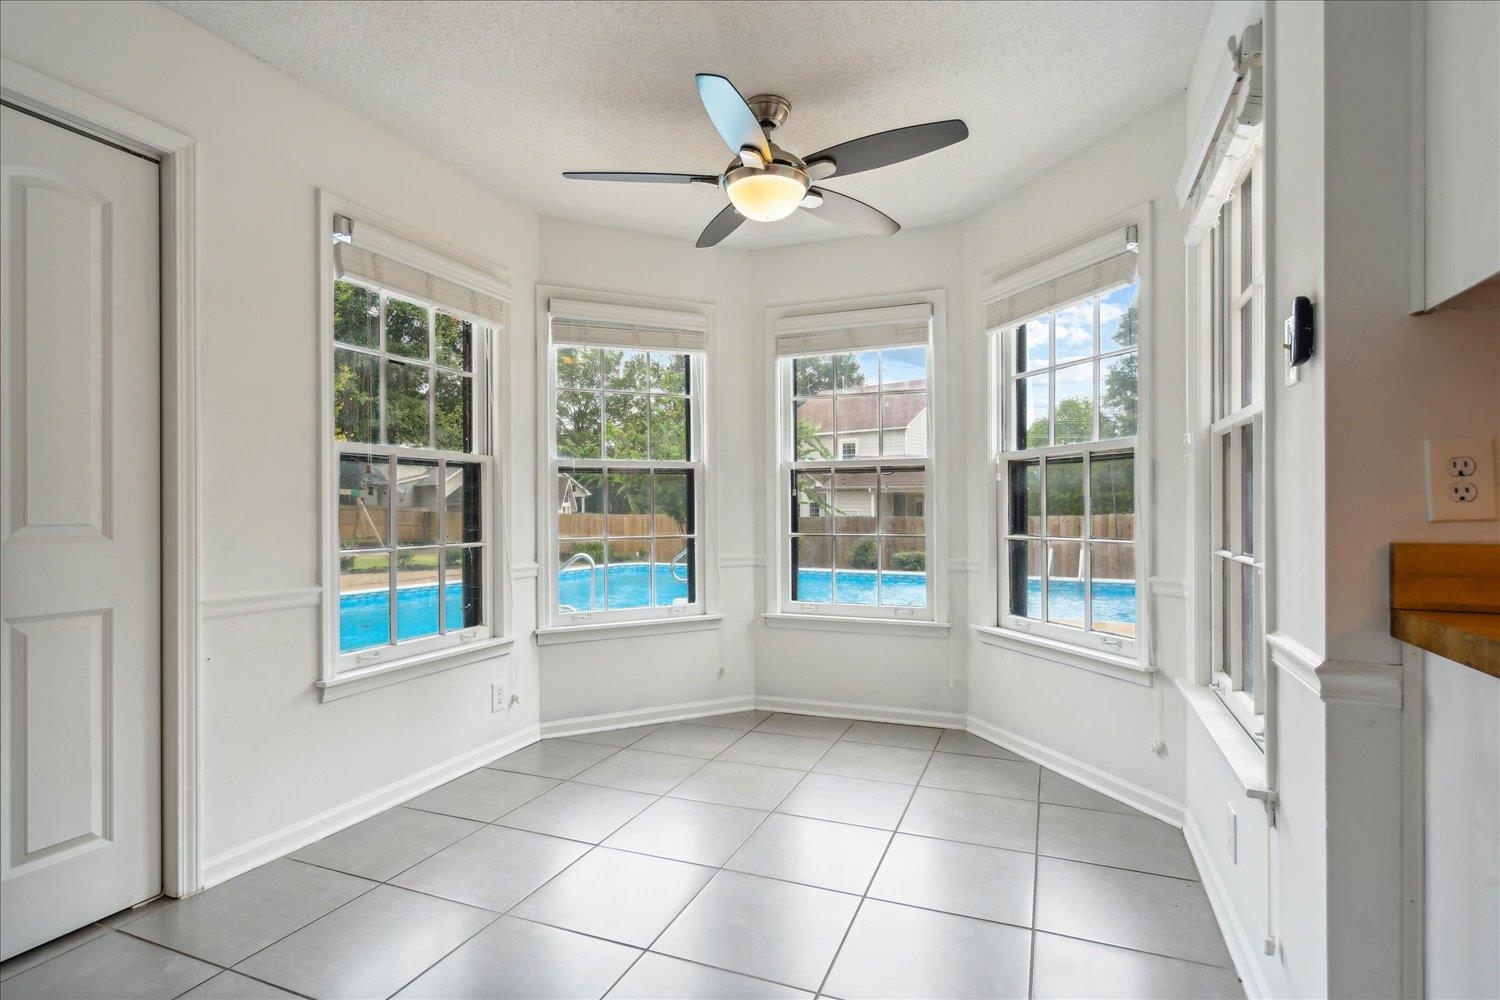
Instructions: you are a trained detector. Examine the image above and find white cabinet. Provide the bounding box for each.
[1416,0,1500,311]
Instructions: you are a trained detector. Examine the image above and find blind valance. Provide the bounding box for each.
[336,242,507,326]
[549,297,708,353]
[984,249,1138,332]
[773,302,932,358]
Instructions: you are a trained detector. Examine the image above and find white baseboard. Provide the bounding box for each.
[540,695,756,739]
[1184,813,1271,1000]
[965,715,1185,828]
[199,724,540,889]
[757,695,965,730]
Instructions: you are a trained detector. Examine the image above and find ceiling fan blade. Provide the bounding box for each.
[696,203,745,248]
[695,74,772,160]
[563,171,717,185]
[801,187,900,237]
[804,120,969,179]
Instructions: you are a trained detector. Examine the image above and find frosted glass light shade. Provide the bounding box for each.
[725,168,808,222]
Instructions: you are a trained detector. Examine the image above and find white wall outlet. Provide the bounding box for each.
[490,681,507,713]
[1226,804,1238,864]
[1425,437,1496,522]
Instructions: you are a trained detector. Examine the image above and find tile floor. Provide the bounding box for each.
[0,713,1244,999]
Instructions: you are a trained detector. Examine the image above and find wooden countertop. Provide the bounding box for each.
[1390,543,1500,677]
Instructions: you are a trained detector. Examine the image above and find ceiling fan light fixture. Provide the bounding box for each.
[724,163,808,222]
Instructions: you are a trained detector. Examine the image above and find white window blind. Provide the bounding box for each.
[984,249,1138,332]
[549,297,708,353]
[773,303,932,358]
[335,242,506,325]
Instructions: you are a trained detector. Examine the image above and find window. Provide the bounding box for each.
[543,295,711,628]
[772,302,938,620]
[327,224,505,674]
[1207,156,1265,737]
[989,230,1142,657]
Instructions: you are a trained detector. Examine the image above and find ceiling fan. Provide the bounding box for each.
[563,74,969,247]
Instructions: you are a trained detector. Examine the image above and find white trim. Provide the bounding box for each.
[1184,812,1274,1000]
[511,561,539,580]
[316,636,516,702]
[1266,632,1405,708]
[1408,1,1427,314]
[759,697,964,730]
[1398,643,1425,1000]
[1177,678,1271,795]
[720,555,765,569]
[534,614,724,646]
[199,723,538,888]
[761,613,951,639]
[964,715,1183,826]
[1149,576,1187,599]
[2,57,206,899]
[949,558,980,574]
[973,626,1154,687]
[540,696,756,739]
[202,587,322,620]
[1265,630,1320,696]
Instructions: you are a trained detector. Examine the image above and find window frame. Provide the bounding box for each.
[988,227,1147,661]
[316,191,513,699]
[765,292,947,626]
[536,287,718,633]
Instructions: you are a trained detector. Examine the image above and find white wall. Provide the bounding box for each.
[1423,651,1500,1000]
[0,0,546,878]
[962,97,1190,808]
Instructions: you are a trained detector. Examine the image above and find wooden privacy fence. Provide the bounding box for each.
[557,513,688,539]
[1011,515,1137,580]
[794,516,925,535]
[340,505,472,547]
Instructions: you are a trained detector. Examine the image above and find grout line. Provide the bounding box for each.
[1028,759,1043,999]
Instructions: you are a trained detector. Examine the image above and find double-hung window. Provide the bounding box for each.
[542,295,711,628]
[327,220,505,674]
[989,229,1143,657]
[772,302,938,621]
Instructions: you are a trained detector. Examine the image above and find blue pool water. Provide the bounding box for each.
[341,567,1137,651]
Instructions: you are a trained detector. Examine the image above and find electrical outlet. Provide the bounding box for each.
[1425,437,1496,522]
[1226,804,1238,864]
[490,682,507,713]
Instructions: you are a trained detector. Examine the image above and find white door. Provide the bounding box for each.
[0,105,161,960]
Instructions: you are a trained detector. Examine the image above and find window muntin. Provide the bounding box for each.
[332,277,491,663]
[548,342,706,624]
[1208,159,1265,738]
[996,267,1141,654]
[781,343,934,618]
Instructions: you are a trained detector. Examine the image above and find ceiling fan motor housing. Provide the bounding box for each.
[747,93,792,130]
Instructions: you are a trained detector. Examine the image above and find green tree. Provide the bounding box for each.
[1100,302,1139,439]
[793,354,867,395]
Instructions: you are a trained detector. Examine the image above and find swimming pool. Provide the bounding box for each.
[340,566,1138,651]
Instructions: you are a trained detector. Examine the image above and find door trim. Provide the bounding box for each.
[1,57,204,898]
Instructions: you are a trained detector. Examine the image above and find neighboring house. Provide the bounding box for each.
[795,380,927,520]
[555,471,592,515]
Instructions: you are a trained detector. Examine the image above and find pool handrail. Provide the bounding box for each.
[670,546,690,583]
[560,551,599,610]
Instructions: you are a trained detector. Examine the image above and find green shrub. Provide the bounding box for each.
[890,550,926,572]
[846,538,879,569]
[564,540,606,564]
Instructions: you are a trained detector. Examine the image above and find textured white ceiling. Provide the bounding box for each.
[161,0,1209,249]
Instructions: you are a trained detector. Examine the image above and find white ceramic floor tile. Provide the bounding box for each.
[686,710,774,731]
[717,731,834,770]
[1037,803,1196,878]
[1039,769,1142,815]
[290,806,483,881]
[633,722,748,758]
[235,884,494,999]
[488,738,618,778]
[510,847,714,946]
[1031,932,1245,999]
[564,724,662,748]
[919,752,1040,800]
[867,833,1034,927]
[725,813,891,894]
[0,931,217,1000]
[604,796,767,867]
[776,772,914,830]
[668,760,806,811]
[813,742,931,784]
[823,899,1031,1000]
[754,713,853,740]
[0,923,110,982]
[608,953,812,999]
[655,871,860,992]
[934,730,1023,760]
[1033,856,1233,968]
[404,768,559,822]
[118,858,374,966]
[897,787,1038,852]
[572,748,706,794]
[179,971,302,999]
[390,825,589,911]
[397,915,638,999]
[496,781,656,843]
[838,721,942,751]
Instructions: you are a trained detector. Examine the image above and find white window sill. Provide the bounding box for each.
[317,635,517,702]
[762,613,951,638]
[1175,677,1272,799]
[973,625,1154,686]
[535,614,724,646]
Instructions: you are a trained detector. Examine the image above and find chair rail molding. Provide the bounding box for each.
[202,587,322,620]
[1268,632,1404,708]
